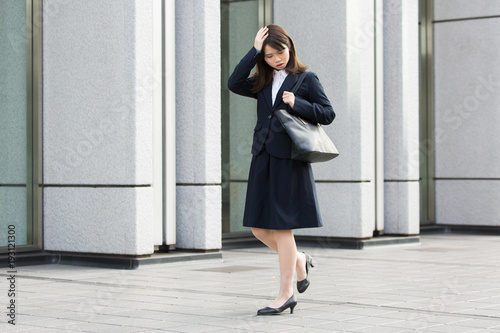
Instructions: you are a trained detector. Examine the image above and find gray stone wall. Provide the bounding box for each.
[433,1,500,226]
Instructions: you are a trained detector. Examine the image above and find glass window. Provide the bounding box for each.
[0,0,31,247]
[419,0,435,225]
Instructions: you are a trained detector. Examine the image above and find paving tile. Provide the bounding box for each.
[381,319,448,330]
[348,326,411,333]
[310,320,371,331]
[415,314,472,325]
[21,318,88,329]
[308,311,367,322]
[7,327,71,333]
[275,327,339,333]
[457,318,500,329]
[214,329,268,333]
[62,322,151,332]
[453,308,500,317]
[170,324,239,332]
[338,307,399,317]
[271,316,336,327]
[423,324,486,332]
[0,323,37,332]
[345,315,404,326]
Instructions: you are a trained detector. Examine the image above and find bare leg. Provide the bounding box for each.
[267,230,296,308]
[252,228,307,282]
[251,228,278,251]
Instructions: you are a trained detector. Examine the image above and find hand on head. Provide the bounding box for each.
[254,26,269,52]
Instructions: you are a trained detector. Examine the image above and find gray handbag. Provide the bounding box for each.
[275,72,339,163]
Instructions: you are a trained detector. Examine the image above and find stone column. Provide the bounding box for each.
[43,0,155,255]
[383,0,420,235]
[175,0,221,249]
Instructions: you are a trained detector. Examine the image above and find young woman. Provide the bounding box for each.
[228,24,335,315]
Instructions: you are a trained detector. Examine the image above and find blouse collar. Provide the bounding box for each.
[273,69,288,80]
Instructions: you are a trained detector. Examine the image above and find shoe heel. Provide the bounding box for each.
[304,253,314,269]
[290,304,296,314]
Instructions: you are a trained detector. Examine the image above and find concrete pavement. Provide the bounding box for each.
[2,232,500,332]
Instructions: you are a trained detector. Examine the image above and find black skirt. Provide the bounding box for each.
[243,148,323,230]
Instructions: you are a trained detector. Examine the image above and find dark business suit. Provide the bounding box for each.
[228,47,335,159]
[228,47,335,230]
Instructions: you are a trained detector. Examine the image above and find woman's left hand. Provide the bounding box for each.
[282,91,295,109]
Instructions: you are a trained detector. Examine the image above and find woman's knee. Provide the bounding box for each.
[252,227,271,240]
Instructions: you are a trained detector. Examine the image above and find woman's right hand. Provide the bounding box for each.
[254,26,269,52]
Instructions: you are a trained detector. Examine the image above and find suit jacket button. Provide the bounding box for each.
[268,115,272,119]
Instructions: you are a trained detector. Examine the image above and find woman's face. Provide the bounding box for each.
[263,44,290,71]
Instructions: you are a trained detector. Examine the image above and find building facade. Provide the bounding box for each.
[1,0,499,257]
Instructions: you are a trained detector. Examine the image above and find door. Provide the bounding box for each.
[221,0,272,234]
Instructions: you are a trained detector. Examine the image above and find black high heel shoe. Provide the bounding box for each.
[257,295,297,315]
[297,253,314,293]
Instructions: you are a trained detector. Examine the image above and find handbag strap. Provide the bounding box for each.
[290,71,308,94]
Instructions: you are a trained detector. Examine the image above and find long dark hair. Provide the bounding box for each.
[251,24,307,93]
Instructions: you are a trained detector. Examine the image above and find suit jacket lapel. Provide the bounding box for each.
[262,84,273,111]
[272,73,299,111]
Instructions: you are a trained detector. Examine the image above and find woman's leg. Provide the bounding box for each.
[267,229,297,308]
[252,228,307,282]
[251,227,278,251]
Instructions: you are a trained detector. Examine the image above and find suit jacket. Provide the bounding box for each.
[228,47,335,159]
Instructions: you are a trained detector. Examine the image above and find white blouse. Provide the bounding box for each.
[272,69,289,106]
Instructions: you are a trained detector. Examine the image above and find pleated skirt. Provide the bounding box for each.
[243,148,323,230]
